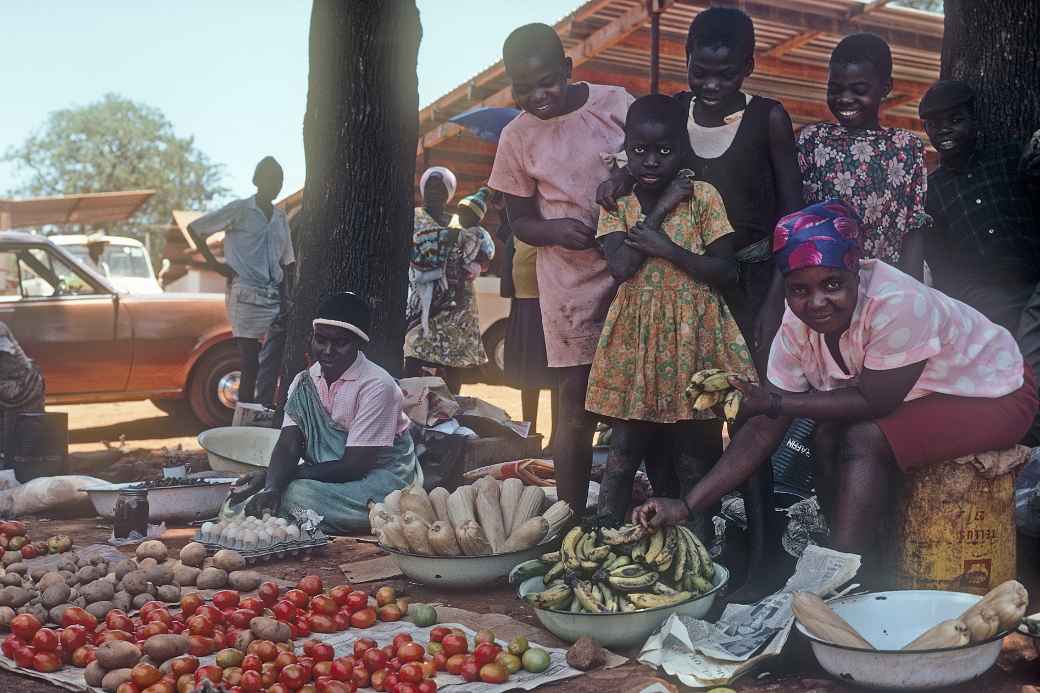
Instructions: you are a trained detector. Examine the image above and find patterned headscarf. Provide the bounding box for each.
[773,200,862,275]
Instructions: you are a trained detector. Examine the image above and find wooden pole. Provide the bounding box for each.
[648,0,661,94]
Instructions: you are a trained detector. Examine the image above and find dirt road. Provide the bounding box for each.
[53,384,554,453]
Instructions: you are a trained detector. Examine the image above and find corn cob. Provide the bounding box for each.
[902,619,969,650]
[792,593,874,650]
[428,487,451,525]
[500,478,524,535]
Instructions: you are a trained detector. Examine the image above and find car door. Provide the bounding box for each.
[3,244,132,396]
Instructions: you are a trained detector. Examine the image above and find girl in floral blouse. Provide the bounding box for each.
[586,95,756,534]
[797,33,930,280]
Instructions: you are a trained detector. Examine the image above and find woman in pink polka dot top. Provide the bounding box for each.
[632,200,1037,569]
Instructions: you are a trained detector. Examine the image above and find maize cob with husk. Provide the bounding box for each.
[792,592,874,650]
[512,486,546,534]
[959,580,1028,632]
[399,487,437,524]
[500,477,524,535]
[542,500,575,537]
[456,520,493,555]
[902,619,970,650]
[428,486,451,524]
[379,517,408,551]
[384,489,403,515]
[428,521,461,556]
[500,516,549,553]
[401,511,434,555]
[475,484,507,551]
[962,605,1001,642]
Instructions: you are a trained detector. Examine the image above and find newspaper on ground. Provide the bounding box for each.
[638,545,861,688]
[0,611,585,692]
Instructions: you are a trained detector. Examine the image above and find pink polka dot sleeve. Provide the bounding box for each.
[860,288,942,371]
[766,318,811,393]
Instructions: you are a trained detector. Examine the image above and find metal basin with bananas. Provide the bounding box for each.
[511,523,729,649]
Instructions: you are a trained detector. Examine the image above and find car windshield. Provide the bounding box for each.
[66,244,152,279]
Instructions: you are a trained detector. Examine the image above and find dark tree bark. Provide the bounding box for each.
[284,0,421,384]
[941,0,1040,147]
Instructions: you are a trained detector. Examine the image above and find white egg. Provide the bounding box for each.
[286,525,301,542]
[271,527,288,543]
[273,517,289,528]
[258,530,273,548]
[242,530,258,550]
[200,522,215,542]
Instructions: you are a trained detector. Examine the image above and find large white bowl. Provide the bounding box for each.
[514,562,729,650]
[198,426,280,476]
[380,540,558,589]
[82,479,237,522]
[794,590,1005,690]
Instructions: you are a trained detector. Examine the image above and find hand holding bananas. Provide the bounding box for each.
[631,497,689,530]
[684,368,764,423]
[523,523,716,614]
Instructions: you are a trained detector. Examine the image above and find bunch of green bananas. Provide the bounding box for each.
[684,368,747,423]
[523,523,716,614]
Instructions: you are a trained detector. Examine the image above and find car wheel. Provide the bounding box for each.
[480,319,508,385]
[188,343,240,428]
[149,398,192,417]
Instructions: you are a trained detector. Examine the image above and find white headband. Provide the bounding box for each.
[313,318,369,343]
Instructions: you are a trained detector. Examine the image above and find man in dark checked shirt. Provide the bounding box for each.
[920,80,1040,442]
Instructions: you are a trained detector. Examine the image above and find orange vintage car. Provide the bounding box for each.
[0,231,238,426]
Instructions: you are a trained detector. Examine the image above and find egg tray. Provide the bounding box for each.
[193,532,330,564]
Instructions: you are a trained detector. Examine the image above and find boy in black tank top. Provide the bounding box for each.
[598,7,802,602]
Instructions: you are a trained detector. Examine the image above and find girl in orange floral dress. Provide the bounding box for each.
[586,95,756,533]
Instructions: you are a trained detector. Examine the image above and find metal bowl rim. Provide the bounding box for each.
[515,562,729,617]
[794,589,1009,654]
[379,538,558,560]
[80,479,237,493]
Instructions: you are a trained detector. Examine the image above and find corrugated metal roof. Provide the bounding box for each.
[416,0,943,198]
[0,190,155,230]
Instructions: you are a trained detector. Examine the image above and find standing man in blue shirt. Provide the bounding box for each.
[188,157,295,405]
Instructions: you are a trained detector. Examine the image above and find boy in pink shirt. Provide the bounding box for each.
[489,23,634,513]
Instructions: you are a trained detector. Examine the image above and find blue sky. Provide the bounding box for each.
[0,1,571,208]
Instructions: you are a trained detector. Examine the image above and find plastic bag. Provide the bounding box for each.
[0,475,108,517]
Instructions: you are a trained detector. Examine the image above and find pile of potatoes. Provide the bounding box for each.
[0,540,261,629]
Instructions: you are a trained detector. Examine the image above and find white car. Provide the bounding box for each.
[473,275,510,383]
[50,234,163,295]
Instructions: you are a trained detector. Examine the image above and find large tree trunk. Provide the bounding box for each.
[941,0,1040,147]
[285,0,421,384]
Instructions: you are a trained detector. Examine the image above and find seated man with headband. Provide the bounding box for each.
[224,292,422,532]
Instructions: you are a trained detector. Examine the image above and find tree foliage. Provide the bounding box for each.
[3,93,227,236]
